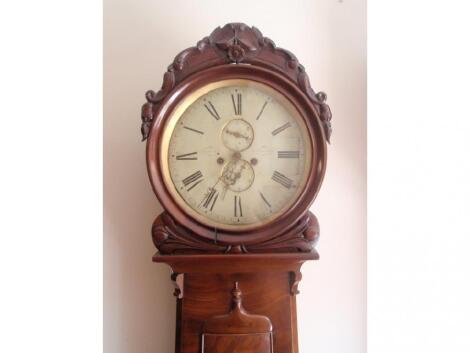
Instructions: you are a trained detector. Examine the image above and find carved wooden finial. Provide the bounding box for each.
[232,281,242,304]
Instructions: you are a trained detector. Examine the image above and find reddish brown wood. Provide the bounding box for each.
[152,253,318,273]
[152,210,320,254]
[202,334,272,353]
[155,253,314,353]
[203,282,272,334]
[202,282,273,353]
[146,63,327,244]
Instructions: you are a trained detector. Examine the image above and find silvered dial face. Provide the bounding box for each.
[163,80,312,230]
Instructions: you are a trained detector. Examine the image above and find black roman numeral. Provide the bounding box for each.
[259,192,271,208]
[272,171,293,189]
[278,151,300,158]
[204,101,221,120]
[234,195,243,217]
[175,152,197,160]
[183,126,204,135]
[182,170,203,191]
[272,122,292,136]
[202,188,219,211]
[231,92,242,115]
[256,101,268,120]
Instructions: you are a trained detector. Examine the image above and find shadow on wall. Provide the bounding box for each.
[104,95,176,353]
[103,8,199,351]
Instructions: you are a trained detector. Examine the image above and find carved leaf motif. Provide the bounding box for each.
[151,211,319,255]
[210,23,262,54]
[140,101,153,141]
[152,212,229,254]
[140,71,177,140]
[243,211,319,253]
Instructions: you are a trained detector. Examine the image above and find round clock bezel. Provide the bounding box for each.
[146,64,327,244]
[160,79,313,231]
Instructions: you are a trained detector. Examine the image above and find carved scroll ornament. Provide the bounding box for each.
[152,210,320,255]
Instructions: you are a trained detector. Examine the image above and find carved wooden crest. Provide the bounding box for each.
[141,23,331,143]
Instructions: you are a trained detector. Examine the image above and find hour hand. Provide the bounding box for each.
[225,129,249,140]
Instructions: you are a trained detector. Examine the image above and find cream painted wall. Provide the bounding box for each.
[104,1,366,352]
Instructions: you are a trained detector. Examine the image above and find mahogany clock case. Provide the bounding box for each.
[145,64,327,246]
[138,23,333,353]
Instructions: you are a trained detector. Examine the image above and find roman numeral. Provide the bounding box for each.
[175,152,197,160]
[202,188,218,211]
[204,101,221,120]
[272,171,293,189]
[272,122,292,136]
[231,93,242,115]
[234,195,243,217]
[256,101,268,120]
[259,192,271,208]
[182,170,203,191]
[183,126,204,135]
[278,151,300,158]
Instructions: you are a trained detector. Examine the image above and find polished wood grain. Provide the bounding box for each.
[155,253,314,353]
[202,334,272,353]
[202,282,273,353]
[203,282,272,334]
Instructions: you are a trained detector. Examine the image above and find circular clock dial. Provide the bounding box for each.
[161,80,312,230]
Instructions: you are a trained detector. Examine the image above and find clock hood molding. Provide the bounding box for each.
[140,22,332,143]
[140,23,331,254]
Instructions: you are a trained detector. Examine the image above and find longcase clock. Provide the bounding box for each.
[140,23,332,353]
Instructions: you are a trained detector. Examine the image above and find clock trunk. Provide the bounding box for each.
[155,253,316,353]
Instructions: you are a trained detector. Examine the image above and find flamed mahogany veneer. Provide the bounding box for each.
[154,253,317,353]
[202,282,273,353]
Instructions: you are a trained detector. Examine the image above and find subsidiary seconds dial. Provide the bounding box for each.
[161,80,313,231]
